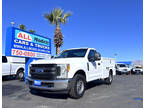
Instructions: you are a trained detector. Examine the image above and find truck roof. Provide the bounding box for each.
[64,47,97,51]
[66,47,88,50]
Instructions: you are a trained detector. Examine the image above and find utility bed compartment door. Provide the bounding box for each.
[101,58,116,78]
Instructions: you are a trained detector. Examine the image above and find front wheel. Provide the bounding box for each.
[105,72,113,85]
[69,74,86,99]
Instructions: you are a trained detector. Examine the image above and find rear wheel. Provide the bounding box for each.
[69,74,86,99]
[16,69,24,80]
[105,72,113,85]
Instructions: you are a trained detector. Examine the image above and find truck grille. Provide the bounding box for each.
[30,64,60,80]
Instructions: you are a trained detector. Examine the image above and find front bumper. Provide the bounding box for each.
[116,70,130,74]
[132,70,143,74]
[26,77,71,91]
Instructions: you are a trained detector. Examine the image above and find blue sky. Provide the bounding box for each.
[2,0,143,61]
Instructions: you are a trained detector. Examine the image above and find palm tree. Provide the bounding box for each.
[29,29,35,33]
[44,8,71,54]
[19,24,26,30]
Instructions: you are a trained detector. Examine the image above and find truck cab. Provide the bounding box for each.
[27,48,115,98]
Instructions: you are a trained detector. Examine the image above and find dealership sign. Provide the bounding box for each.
[5,27,51,58]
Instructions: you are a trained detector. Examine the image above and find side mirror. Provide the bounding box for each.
[95,52,101,61]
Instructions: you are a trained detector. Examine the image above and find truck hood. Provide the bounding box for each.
[133,68,143,71]
[31,58,85,64]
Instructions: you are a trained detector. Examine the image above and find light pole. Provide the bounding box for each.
[114,53,118,62]
[10,22,15,27]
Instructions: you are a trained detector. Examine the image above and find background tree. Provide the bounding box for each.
[44,8,71,54]
[29,29,35,33]
[19,24,26,30]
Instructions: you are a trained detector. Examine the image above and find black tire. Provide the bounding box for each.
[16,69,24,80]
[131,71,134,75]
[69,74,86,99]
[105,72,113,85]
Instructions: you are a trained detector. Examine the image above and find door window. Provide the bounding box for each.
[88,50,95,60]
[2,56,7,63]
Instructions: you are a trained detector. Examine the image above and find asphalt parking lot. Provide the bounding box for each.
[2,75,143,108]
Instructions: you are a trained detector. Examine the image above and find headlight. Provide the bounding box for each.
[57,64,70,78]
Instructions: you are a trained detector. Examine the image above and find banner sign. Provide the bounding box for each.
[5,27,51,58]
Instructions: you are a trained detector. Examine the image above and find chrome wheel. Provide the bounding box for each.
[76,80,84,95]
[17,70,24,80]
[18,72,24,79]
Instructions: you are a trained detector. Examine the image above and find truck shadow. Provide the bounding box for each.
[2,76,16,81]
[30,90,68,99]
[2,76,24,82]
[86,79,105,90]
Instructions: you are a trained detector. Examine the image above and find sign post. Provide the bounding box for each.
[5,27,51,82]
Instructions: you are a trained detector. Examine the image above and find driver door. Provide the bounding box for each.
[88,50,101,80]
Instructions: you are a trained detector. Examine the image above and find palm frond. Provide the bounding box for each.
[61,12,71,24]
[63,12,71,19]
[44,13,55,25]
[59,9,64,17]
[44,8,71,26]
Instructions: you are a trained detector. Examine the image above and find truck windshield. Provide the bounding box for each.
[135,66,142,68]
[54,49,87,58]
[2,56,7,63]
[117,64,126,67]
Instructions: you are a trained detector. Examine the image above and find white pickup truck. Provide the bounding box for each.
[116,63,131,75]
[132,65,143,74]
[2,56,25,80]
[27,48,116,99]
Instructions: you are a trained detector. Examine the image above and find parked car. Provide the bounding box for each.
[116,63,131,75]
[132,65,143,75]
[2,56,25,80]
[27,48,116,99]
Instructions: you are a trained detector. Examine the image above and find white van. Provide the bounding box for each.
[2,56,25,80]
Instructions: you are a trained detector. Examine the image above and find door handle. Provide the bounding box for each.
[87,63,89,71]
